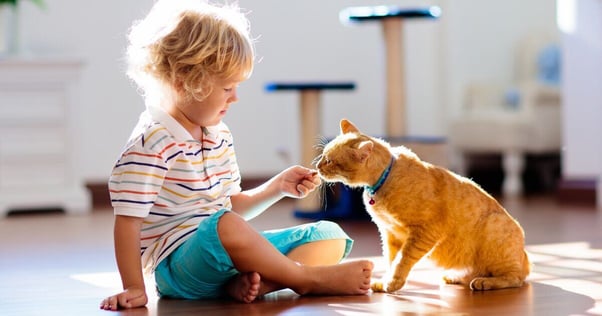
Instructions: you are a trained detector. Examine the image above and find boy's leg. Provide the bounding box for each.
[155,210,372,302]
[218,212,373,298]
[225,239,348,302]
[226,221,350,301]
[260,220,352,266]
[287,239,347,266]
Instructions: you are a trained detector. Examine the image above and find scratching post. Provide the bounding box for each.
[340,5,441,139]
[265,82,355,217]
[383,18,405,137]
[298,89,320,212]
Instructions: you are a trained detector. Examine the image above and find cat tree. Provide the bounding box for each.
[340,5,441,139]
[265,82,356,218]
[340,6,447,168]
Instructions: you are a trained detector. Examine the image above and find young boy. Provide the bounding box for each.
[100,0,373,311]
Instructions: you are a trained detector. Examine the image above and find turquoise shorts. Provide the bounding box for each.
[154,209,353,299]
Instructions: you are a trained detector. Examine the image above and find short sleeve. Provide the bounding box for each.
[109,133,170,217]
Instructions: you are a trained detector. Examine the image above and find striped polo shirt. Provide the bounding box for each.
[109,106,241,273]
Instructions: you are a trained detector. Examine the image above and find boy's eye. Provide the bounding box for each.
[224,84,240,92]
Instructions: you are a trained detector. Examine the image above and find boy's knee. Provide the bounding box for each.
[314,220,345,235]
[313,220,352,258]
[217,212,256,249]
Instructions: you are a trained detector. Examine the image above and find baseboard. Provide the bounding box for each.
[556,178,597,206]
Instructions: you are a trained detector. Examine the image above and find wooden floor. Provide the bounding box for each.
[1,194,601,315]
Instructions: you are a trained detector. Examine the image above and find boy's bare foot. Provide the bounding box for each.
[226,272,262,303]
[300,260,374,295]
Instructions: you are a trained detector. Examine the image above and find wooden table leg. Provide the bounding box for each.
[502,150,525,196]
[382,18,406,138]
[297,89,321,212]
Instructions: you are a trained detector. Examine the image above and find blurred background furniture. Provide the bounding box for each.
[0,58,91,217]
[449,33,561,196]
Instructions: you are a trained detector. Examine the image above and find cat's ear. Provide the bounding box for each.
[356,140,373,162]
[340,119,360,134]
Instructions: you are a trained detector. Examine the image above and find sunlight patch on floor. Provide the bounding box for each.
[527,241,602,315]
[328,295,457,316]
[70,272,122,289]
[527,242,602,259]
[358,241,602,315]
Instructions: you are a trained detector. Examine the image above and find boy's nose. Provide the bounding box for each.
[229,88,239,103]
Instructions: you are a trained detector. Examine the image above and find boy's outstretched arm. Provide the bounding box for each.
[231,165,321,220]
[100,215,148,311]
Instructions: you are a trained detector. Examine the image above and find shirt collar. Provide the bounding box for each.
[145,105,223,142]
[146,105,200,142]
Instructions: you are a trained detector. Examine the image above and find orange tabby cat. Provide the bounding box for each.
[317,119,530,292]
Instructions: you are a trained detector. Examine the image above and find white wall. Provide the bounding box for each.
[15,0,566,182]
[559,0,602,179]
[440,0,558,118]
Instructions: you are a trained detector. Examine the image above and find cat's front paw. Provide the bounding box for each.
[385,278,405,292]
[443,275,463,285]
[371,281,385,292]
[371,277,405,293]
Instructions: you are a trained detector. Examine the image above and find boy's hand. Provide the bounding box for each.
[100,286,147,311]
[281,166,321,198]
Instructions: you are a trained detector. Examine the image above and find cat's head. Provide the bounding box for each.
[316,119,386,187]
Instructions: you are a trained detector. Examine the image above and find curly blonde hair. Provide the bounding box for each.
[126,0,255,103]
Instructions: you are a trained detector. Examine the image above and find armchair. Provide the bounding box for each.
[449,34,561,196]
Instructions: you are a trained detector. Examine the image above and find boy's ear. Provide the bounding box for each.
[173,79,186,94]
[355,140,373,162]
[340,119,360,134]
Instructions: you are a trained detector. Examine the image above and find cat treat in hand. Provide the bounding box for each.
[317,119,530,292]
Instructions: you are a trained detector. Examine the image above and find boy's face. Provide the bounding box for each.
[172,74,246,128]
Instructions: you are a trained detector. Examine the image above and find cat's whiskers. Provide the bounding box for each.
[311,154,322,168]
[311,136,329,167]
[318,181,337,211]
[316,135,329,148]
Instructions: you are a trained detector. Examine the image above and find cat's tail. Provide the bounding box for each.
[522,249,532,277]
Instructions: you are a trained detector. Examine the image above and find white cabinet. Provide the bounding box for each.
[0,58,91,216]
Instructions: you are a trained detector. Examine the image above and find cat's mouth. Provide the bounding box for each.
[316,169,327,179]
[316,170,341,183]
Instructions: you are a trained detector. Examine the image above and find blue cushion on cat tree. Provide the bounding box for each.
[340,5,441,23]
[265,82,355,92]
